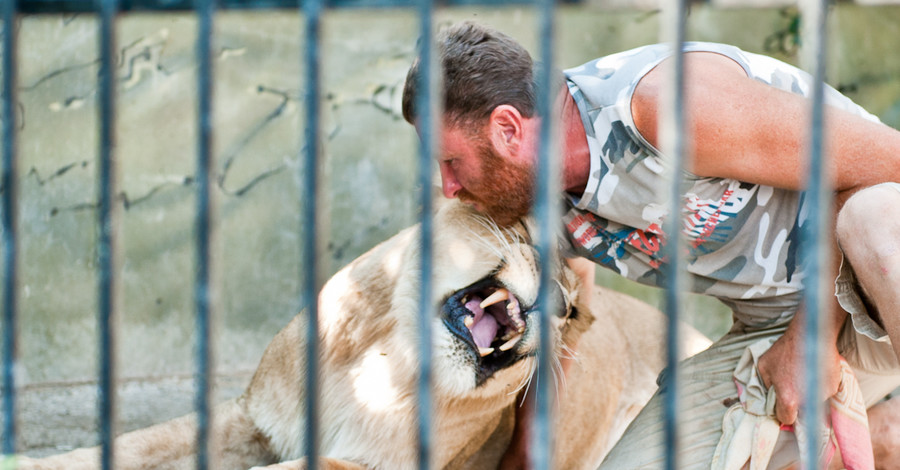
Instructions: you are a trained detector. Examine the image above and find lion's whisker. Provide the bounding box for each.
[558,343,579,362]
[512,359,538,406]
[465,226,506,260]
[552,354,565,398]
[468,214,525,259]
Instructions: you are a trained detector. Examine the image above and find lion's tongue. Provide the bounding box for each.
[465,298,499,349]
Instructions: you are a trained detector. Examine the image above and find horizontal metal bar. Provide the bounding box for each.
[19,0,900,14]
[18,0,578,12]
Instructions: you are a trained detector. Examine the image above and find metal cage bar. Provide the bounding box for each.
[413,0,435,468]
[194,0,216,466]
[0,0,17,459]
[17,0,570,12]
[96,0,119,466]
[799,0,830,466]
[659,1,688,469]
[531,0,558,468]
[301,0,322,466]
[0,1,845,469]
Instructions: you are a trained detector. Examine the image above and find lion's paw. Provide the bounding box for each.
[248,460,304,470]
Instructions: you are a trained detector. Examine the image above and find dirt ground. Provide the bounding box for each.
[16,373,252,458]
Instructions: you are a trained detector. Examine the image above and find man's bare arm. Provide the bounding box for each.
[631,52,900,194]
[630,52,896,425]
[567,256,595,305]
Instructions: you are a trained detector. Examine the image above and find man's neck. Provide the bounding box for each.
[558,88,591,196]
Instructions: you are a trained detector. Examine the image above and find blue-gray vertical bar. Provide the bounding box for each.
[532,0,557,468]
[414,1,433,468]
[97,0,119,466]
[194,0,215,465]
[801,0,829,467]
[301,0,322,466]
[0,0,16,458]
[661,2,688,469]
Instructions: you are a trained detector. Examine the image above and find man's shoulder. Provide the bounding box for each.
[565,42,743,76]
[563,42,745,107]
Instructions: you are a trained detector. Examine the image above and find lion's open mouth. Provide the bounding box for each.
[441,277,532,383]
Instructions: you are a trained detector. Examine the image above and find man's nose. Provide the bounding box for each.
[439,165,462,198]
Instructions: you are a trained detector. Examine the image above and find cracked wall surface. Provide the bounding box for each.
[6,2,900,435]
[15,11,425,385]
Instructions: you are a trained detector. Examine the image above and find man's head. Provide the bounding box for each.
[401,22,539,227]
[401,21,536,128]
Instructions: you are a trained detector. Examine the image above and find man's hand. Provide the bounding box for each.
[756,308,843,426]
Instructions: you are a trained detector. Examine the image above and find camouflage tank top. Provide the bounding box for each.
[561,42,880,324]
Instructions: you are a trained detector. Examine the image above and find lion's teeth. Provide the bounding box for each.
[513,319,525,333]
[499,334,522,351]
[464,316,474,328]
[480,288,510,309]
[478,347,494,357]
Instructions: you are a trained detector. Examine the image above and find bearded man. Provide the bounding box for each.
[402,21,900,468]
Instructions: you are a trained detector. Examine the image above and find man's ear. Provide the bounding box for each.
[487,105,524,158]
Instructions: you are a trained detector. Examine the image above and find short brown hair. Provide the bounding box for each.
[401,21,536,127]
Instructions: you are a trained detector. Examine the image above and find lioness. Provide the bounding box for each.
[20,200,709,469]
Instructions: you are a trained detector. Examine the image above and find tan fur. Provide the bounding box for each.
[19,201,710,470]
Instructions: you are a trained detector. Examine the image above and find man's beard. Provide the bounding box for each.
[457,141,535,228]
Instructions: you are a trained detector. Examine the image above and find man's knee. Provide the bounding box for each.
[835,185,900,260]
[867,396,900,469]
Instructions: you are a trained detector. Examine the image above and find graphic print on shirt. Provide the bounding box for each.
[682,181,758,258]
[565,211,667,278]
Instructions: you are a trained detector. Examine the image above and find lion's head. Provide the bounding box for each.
[419,202,590,396]
[248,200,596,465]
[316,200,589,404]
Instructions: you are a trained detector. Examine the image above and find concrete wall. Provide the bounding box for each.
[8,2,900,454]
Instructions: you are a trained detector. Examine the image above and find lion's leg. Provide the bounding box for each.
[18,412,201,470]
[18,413,200,470]
[21,399,275,470]
[251,457,368,470]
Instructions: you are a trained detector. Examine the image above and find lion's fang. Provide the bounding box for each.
[478,347,494,357]
[499,334,522,352]
[479,288,509,309]
[464,316,474,328]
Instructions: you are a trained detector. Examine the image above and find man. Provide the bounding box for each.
[401,21,900,468]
